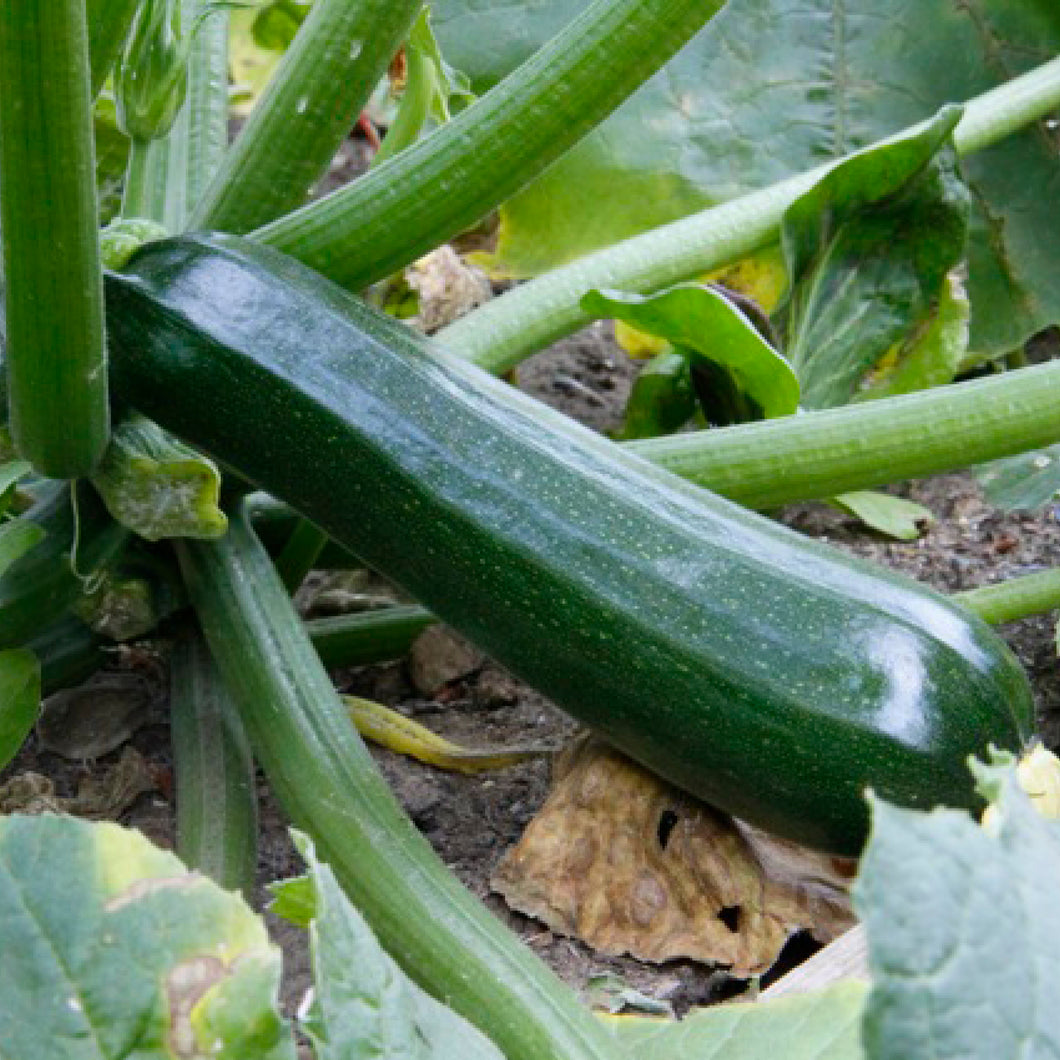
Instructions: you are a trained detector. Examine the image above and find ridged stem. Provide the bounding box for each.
[0,0,109,478]
[628,360,1060,510]
[158,0,230,231]
[191,0,421,232]
[307,605,435,669]
[177,507,620,1060]
[170,626,259,897]
[956,569,1060,627]
[274,518,328,594]
[254,0,725,288]
[121,137,159,218]
[441,55,1060,373]
[123,0,229,228]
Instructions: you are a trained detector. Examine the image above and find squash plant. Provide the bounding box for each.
[2,0,1060,1057]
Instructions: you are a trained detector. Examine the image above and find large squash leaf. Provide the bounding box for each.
[0,815,295,1059]
[855,757,1060,1059]
[432,0,1060,355]
[776,107,969,409]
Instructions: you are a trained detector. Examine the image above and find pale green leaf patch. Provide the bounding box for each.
[830,492,935,542]
[0,815,294,1059]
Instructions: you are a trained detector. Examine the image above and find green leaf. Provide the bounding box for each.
[856,763,1060,1059]
[228,3,308,113]
[974,442,1060,512]
[0,459,31,509]
[0,815,296,1059]
[0,519,46,579]
[613,350,697,440]
[251,0,310,51]
[294,831,506,1060]
[854,273,970,401]
[407,6,475,125]
[584,285,799,423]
[601,982,867,1059]
[0,648,39,771]
[434,0,1060,355]
[777,108,969,409]
[830,491,934,541]
[267,873,315,929]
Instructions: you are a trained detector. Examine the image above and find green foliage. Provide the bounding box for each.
[856,756,1060,1057]
[294,832,507,1060]
[829,491,935,541]
[975,443,1060,512]
[777,108,970,409]
[0,814,295,1059]
[603,983,866,1059]
[0,649,40,772]
[435,0,1060,356]
[584,285,798,425]
[613,350,697,440]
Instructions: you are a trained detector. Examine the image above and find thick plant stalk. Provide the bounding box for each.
[122,0,229,228]
[254,0,725,289]
[177,508,621,1060]
[441,55,1060,373]
[158,0,230,231]
[192,0,421,232]
[0,0,109,478]
[307,605,435,669]
[629,359,1060,510]
[170,627,258,897]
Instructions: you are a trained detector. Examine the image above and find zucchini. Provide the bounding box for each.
[105,233,1035,855]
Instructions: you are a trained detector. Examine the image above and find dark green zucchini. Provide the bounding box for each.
[105,232,1035,855]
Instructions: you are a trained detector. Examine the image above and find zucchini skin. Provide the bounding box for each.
[105,233,1035,855]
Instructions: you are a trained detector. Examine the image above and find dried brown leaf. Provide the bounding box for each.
[492,734,855,975]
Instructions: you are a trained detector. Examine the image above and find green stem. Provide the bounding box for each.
[370,33,432,167]
[177,507,620,1060]
[0,0,110,478]
[254,0,725,289]
[158,0,230,231]
[192,0,421,232]
[121,137,160,219]
[441,55,1060,373]
[956,568,1060,627]
[628,360,1060,510]
[307,605,435,669]
[170,625,258,897]
[274,519,329,594]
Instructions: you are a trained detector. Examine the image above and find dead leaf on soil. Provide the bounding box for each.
[492,734,855,976]
[0,746,159,818]
[37,672,156,760]
[406,245,492,333]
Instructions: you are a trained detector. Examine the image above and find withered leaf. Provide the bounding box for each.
[492,734,855,975]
